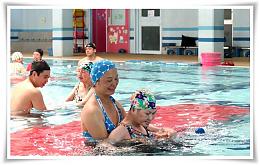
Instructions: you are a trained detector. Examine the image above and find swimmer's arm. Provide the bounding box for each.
[76,87,94,107]
[147,124,177,139]
[108,126,129,144]
[81,107,108,140]
[65,85,77,102]
[31,89,47,111]
[147,124,161,132]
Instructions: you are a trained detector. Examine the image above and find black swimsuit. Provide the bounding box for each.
[120,123,153,139]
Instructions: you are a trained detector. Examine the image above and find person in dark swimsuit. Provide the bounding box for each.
[26,48,44,71]
[81,60,126,141]
[108,89,157,144]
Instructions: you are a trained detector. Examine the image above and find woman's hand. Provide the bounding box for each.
[153,127,177,139]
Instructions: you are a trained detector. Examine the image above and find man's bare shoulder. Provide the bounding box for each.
[78,58,88,65]
[12,79,40,94]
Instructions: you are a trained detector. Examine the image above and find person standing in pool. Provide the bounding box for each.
[26,48,44,71]
[81,60,127,141]
[11,60,51,116]
[78,42,103,66]
[65,60,94,107]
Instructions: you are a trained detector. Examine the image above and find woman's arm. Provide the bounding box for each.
[108,125,129,144]
[75,87,94,107]
[81,105,108,140]
[148,124,177,139]
[65,84,77,102]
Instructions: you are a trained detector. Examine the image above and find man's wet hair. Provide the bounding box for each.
[29,60,50,76]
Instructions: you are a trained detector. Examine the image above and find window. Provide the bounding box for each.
[109,9,125,25]
[224,9,232,20]
[141,9,160,17]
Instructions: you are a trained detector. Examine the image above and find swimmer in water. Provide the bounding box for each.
[11,60,51,116]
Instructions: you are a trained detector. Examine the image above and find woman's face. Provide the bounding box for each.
[134,109,157,128]
[76,68,91,85]
[33,52,42,61]
[96,68,119,96]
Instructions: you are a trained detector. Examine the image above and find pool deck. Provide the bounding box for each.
[23,53,250,67]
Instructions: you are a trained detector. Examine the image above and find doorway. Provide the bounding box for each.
[139,9,161,54]
[92,9,106,52]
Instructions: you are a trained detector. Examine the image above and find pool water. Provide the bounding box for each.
[9,59,251,157]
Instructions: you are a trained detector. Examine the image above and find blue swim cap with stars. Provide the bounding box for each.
[90,60,116,85]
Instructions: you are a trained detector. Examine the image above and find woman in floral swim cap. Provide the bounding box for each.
[65,60,94,107]
[107,89,157,143]
[108,89,177,144]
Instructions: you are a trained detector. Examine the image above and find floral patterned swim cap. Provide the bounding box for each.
[130,89,156,111]
[79,61,93,74]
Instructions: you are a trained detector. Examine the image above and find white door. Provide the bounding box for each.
[138,9,161,54]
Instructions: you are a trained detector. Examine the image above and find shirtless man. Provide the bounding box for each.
[11,60,51,116]
[78,42,103,65]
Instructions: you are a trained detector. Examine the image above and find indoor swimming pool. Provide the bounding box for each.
[9,59,251,157]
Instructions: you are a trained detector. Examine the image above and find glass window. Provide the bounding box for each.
[109,9,125,25]
[141,9,160,17]
[224,9,232,20]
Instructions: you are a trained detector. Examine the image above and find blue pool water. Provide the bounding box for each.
[10,58,251,156]
[33,59,250,109]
